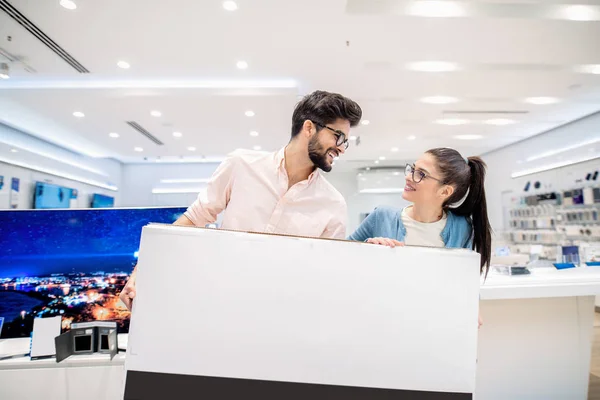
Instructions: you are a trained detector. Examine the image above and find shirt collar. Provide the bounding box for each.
[275,147,286,170]
[276,146,320,184]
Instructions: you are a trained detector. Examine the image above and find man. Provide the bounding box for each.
[120,90,362,310]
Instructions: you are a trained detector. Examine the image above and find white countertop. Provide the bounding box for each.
[481,266,600,300]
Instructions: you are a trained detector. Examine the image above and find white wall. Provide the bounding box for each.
[0,124,122,209]
[482,112,600,233]
[120,163,220,208]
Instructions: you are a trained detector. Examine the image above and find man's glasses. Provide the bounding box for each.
[312,121,349,150]
[405,164,443,184]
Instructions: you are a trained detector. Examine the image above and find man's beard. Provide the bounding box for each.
[308,134,334,173]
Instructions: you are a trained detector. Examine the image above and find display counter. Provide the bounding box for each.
[477,266,600,399]
[0,336,126,400]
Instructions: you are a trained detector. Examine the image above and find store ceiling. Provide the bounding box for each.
[0,0,599,171]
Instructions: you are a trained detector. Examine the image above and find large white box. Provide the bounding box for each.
[125,224,481,399]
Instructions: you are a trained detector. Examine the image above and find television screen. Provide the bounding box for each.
[0,207,186,339]
[91,194,115,208]
[34,182,73,209]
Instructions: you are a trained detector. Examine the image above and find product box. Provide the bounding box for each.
[124,224,481,400]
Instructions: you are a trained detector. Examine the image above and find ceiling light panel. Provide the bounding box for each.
[407,1,466,18]
[454,135,483,140]
[436,118,470,125]
[524,97,560,105]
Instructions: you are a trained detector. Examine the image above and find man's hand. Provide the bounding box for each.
[119,285,136,311]
[366,237,405,248]
[119,267,137,311]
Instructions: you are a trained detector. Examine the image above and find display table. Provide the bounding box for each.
[477,266,600,399]
[1,267,600,400]
[0,337,126,400]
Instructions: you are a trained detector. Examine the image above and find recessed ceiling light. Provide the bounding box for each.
[391,147,399,152]
[454,135,483,140]
[420,96,459,104]
[108,132,120,138]
[575,64,600,74]
[236,61,248,70]
[250,131,259,137]
[172,131,183,138]
[60,0,77,10]
[407,1,465,18]
[393,171,401,176]
[253,145,262,151]
[407,61,458,72]
[366,167,371,171]
[407,135,417,140]
[435,118,469,125]
[361,120,370,125]
[150,110,162,117]
[117,60,130,69]
[10,148,18,153]
[374,160,380,164]
[73,111,84,118]
[187,147,196,151]
[245,110,255,117]
[222,1,238,11]
[350,135,357,141]
[484,118,517,125]
[524,97,560,105]
[134,147,143,152]
[562,5,598,21]
[379,156,386,160]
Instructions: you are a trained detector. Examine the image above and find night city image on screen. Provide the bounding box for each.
[0,207,185,338]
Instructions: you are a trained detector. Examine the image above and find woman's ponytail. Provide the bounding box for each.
[455,157,492,275]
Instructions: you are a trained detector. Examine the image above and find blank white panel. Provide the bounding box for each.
[126,225,480,394]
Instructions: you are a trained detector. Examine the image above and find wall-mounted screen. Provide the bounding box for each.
[91,193,115,208]
[0,207,186,339]
[34,182,73,209]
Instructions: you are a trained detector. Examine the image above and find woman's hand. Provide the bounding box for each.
[366,237,405,248]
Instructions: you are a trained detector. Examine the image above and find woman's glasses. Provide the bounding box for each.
[405,164,443,184]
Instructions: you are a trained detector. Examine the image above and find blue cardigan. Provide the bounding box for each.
[348,206,473,249]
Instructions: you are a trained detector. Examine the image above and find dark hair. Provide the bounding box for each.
[426,148,492,276]
[290,90,362,138]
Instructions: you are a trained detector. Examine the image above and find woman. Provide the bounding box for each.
[349,147,491,326]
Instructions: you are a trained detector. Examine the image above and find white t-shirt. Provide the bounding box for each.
[401,206,447,248]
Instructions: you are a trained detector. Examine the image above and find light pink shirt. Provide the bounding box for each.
[184,148,347,239]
